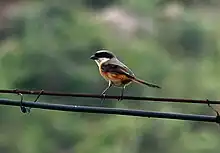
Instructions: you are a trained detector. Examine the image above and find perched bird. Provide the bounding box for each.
[90,50,161,101]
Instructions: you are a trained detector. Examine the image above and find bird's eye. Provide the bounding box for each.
[95,52,104,58]
[94,53,100,57]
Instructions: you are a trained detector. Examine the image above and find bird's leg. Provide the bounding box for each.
[101,81,112,95]
[118,86,125,101]
[100,81,112,103]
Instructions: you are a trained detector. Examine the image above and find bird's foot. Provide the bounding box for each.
[118,96,123,101]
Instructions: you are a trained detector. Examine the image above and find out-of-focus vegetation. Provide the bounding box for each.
[0,0,220,153]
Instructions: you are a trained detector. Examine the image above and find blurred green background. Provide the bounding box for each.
[0,0,220,153]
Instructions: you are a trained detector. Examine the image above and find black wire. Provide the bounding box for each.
[0,98,219,124]
[0,89,220,105]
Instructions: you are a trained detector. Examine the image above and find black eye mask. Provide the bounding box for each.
[95,51,115,59]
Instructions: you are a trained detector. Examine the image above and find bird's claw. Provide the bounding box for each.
[118,96,123,101]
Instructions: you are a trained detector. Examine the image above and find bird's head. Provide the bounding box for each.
[90,50,116,64]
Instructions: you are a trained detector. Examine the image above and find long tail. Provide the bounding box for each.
[132,77,161,89]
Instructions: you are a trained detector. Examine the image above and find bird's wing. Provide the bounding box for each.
[116,60,135,76]
[101,61,135,79]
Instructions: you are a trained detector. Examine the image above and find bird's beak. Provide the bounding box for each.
[90,55,97,60]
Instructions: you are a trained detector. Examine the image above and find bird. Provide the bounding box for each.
[90,50,161,101]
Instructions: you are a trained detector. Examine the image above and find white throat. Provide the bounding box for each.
[95,58,110,66]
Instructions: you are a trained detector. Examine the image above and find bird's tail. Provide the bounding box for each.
[132,77,161,89]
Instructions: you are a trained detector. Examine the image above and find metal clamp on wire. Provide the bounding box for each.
[14,89,44,113]
[207,99,220,125]
[13,89,29,113]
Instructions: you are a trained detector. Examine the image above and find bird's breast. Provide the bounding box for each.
[100,70,132,86]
